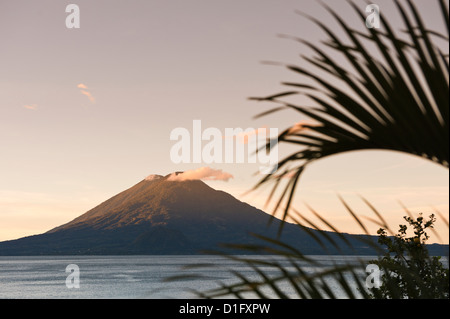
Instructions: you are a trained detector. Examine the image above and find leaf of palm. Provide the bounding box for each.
[254,0,449,221]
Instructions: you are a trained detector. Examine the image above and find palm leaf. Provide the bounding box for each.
[253,0,449,221]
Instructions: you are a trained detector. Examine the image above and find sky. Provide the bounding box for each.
[0,0,448,243]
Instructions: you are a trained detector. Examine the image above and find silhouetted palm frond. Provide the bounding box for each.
[252,0,449,221]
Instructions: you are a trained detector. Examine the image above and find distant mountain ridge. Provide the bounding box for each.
[0,173,447,256]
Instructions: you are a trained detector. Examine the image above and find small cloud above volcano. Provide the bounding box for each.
[167,167,233,182]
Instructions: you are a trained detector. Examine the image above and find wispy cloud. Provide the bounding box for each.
[23,104,38,110]
[77,83,95,104]
[168,167,234,182]
[80,90,96,103]
[287,120,322,134]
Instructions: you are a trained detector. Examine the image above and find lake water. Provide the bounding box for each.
[0,255,445,299]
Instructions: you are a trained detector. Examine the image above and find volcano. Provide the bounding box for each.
[1,173,444,256]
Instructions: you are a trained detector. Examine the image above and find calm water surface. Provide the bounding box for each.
[0,255,443,299]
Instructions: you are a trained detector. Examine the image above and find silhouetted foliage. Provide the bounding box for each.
[369,214,449,299]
